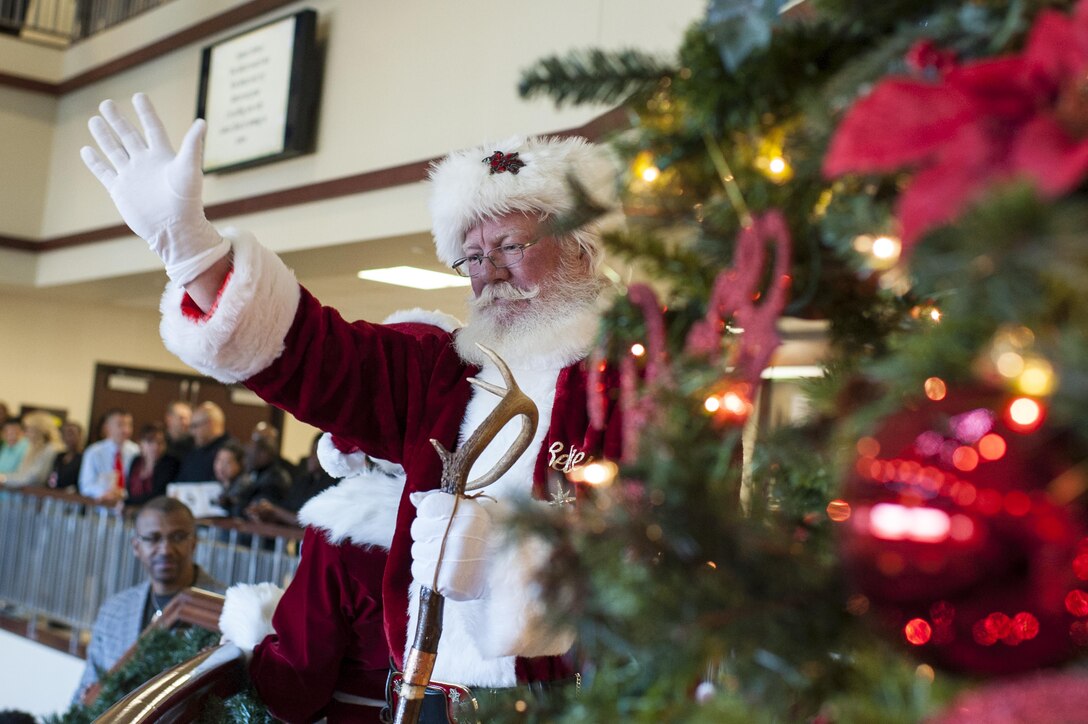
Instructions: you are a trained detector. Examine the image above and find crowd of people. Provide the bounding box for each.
[0,398,335,525]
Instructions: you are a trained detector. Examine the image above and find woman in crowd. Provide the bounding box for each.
[0,411,63,487]
[48,421,85,490]
[213,440,247,511]
[125,423,181,506]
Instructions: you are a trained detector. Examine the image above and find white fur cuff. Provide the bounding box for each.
[160,227,300,383]
[219,582,284,653]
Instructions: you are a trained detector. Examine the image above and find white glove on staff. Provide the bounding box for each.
[410,490,494,601]
[80,93,229,286]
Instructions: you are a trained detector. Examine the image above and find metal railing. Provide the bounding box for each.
[0,0,173,44]
[0,487,302,654]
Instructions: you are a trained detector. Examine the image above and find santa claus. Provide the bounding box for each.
[81,93,624,722]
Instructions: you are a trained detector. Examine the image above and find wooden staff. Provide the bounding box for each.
[394,344,538,724]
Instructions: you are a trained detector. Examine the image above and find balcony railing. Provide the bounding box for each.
[0,487,302,655]
[0,0,173,44]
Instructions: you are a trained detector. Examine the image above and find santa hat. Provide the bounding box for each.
[428,135,620,266]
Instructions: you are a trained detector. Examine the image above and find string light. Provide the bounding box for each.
[754,126,794,183]
[853,233,902,270]
[924,377,947,401]
[630,343,646,357]
[631,150,662,187]
[581,460,619,486]
[1006,396,1044,431]
[1017,356,1056,396]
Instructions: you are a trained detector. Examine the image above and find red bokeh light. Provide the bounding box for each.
[905,618,932,645]
[1066,590,1088,617]
[1012,612,1040,641]
[1073,553,1088,580]
[952,445,979,472]
[978,433,1006,461]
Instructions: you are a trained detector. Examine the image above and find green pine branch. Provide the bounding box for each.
[519,49,675,108]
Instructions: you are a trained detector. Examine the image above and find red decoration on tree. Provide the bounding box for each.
[597,211,792,458]
[823,0,1088,249]
[686,210,792,387]
[904,40,957,78]
[618,283,671,460]
[838,385,1088,675]
[482,150,526,175]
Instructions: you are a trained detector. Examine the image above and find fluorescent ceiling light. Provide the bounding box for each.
[356,266,471,290]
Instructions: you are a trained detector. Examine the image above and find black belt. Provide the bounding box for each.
[382,668,579,723]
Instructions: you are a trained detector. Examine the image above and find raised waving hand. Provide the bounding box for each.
[81,93,228,286]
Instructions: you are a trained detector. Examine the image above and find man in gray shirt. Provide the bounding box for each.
[74,496,223,703]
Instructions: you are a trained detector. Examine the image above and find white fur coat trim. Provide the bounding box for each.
[219,582,284,653]
[402,361,573,686]
[382,307,462,333]
[298,469,405,549]
[160,227,300,383]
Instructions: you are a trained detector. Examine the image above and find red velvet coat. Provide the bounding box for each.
[239,287,622,705]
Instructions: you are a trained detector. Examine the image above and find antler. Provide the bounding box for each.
[430,343,539,495]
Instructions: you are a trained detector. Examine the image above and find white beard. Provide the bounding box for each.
[454,276,602,370]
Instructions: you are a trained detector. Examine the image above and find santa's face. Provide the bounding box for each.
[455,211,601,368]
[463,212,585,325]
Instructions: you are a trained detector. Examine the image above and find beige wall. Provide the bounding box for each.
[0,289,321,460]
[0,87,56,238]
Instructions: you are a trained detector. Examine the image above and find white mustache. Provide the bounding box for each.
[469,281,540,308]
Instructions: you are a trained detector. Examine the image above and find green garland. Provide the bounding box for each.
[45,628,271,724]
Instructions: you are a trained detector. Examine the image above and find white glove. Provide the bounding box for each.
[80,93,229,286]
[410,490,494,601]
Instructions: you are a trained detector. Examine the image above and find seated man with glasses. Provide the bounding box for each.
[73,496,223,704]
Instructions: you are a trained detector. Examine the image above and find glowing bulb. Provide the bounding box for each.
[1018,357,1055,396]
[768,157,787,174]
[722,390,750,416]
[871,235,902,262]
[704,396,721,413]
[1007,397,1043,430]
[905,618,932,645]
[978,433,1006,461]
[641,165,661,182]
[996,351,1025,378]
[582,460,618,486]
[924,377,947,401]
[826,499,851,522]
[929,307,942,322]
[630,343,646,357]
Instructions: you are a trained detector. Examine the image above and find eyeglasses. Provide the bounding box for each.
[451,240,539,277]
[135,531,193,547]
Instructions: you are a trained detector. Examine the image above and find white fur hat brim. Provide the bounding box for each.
[428,135,620,266]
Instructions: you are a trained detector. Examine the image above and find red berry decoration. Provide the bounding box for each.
[483,150,525,175]
[837,385,1088,675]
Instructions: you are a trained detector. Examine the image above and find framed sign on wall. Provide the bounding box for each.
[196,9,320,174]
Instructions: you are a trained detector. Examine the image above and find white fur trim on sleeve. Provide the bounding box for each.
[159,227,301,383]
[218,582,285,653]
[317,433,406,480]
[316,433,373,478]
[298,469,405,549]
[382,307,462,332]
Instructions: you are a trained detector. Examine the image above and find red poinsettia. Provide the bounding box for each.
[823,1,1088,250]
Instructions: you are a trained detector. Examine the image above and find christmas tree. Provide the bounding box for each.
[502,0,1088,721]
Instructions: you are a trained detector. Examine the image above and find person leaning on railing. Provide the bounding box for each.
[0,411,63,488]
